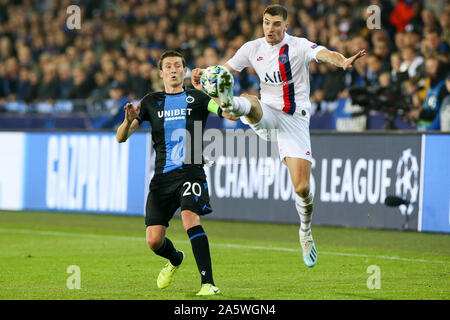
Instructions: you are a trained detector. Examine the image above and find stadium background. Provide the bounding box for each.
[0,0,449,301]
[0,0,449,130]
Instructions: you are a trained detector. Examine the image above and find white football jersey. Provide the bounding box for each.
[227,33,326,115]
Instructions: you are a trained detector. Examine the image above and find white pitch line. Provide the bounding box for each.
[0,228,448,264]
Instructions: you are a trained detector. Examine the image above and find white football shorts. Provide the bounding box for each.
[240,100,312,164]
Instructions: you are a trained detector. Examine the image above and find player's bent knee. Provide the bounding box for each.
[147,234,165,251]
[147,237,164,251]
[294,183,310,198]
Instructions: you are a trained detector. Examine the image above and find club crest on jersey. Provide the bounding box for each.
[279,54,288,64]
[311,43,318,49]
[185,95,195,103]
[257,56,264,61]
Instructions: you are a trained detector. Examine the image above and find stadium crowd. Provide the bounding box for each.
[0,0,449,129]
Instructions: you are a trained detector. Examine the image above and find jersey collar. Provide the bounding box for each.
[164,86,187,95]
[264,33,290,49]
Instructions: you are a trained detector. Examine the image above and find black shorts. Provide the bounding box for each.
[145,167,213,227]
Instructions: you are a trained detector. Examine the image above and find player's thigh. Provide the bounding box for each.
[179,178,213,218]
[278,113,312,196]
[241,100,279,141]
[145,184,180,228]
[180,210,201,231]
[277,112,312,164]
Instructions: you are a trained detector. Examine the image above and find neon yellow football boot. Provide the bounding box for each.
[196,283,221,296]
[156,251,184,289]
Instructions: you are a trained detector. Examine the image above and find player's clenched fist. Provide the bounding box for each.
[124,102,141,124]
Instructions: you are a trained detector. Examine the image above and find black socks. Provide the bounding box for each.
[153,238,183,266]
[187,225,214,285]
[152,225,215,285]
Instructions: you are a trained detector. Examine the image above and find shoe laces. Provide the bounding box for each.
[300,234,314,252]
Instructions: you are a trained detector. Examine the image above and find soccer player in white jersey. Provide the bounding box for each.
[192,4,366,268]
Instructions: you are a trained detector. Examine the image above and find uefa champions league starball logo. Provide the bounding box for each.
[395,148,419,216]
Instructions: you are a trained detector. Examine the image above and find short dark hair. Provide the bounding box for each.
[425,27,440,37]
[263,4,288,21]
[158,50,186,70]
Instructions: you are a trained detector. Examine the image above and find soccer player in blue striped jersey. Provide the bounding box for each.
[117,50,236,296]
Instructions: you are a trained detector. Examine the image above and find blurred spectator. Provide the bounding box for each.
[69,66,92,99]
[422,27,450,55]
[373,40,392,70]
[26,71,40,103]
[414,56,449,130]
[399,45,424,78]
[403,23,422,50]
[0,0,448,131]
[129,59,152,99]
[320,64,346,101]
[365,53,387,85]
[101,81,129,128]
[38,63,59,102]
[89,72,110,103]
[421,8,440,30]
[16,68,31,101]
[390,0,416,32]
[390,51,408,84]
[440,11,450,46]
[379,72,392,88]
[58,63,73,100]
[425,0,447,20]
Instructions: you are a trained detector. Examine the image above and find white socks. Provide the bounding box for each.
[295,193,314,239]
[231,96,252,116]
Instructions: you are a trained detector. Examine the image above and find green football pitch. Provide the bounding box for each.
[0,210,448,300]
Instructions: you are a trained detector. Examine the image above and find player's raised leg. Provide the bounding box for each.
[146,225,184,288]
[181,210,220,296]
[284,157,317,267]
[216,67,258,120]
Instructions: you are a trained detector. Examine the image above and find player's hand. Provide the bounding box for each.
[342,49,366,70]
[191,68,204,91]
[124,102,140,124]
[222,111,240,121]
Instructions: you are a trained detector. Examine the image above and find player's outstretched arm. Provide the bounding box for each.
[316,49,366,70]
[116,102,140,143]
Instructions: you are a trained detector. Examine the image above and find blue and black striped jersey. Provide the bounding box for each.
[137,88,222,177]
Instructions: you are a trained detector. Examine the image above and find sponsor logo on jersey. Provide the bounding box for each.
[185,96,195,103]
[311,44,318,49]
[158,108,192,121]
[264,71,282,83]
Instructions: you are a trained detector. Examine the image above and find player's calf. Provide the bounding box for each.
[295,192,317,268]
[240,93,263,124]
